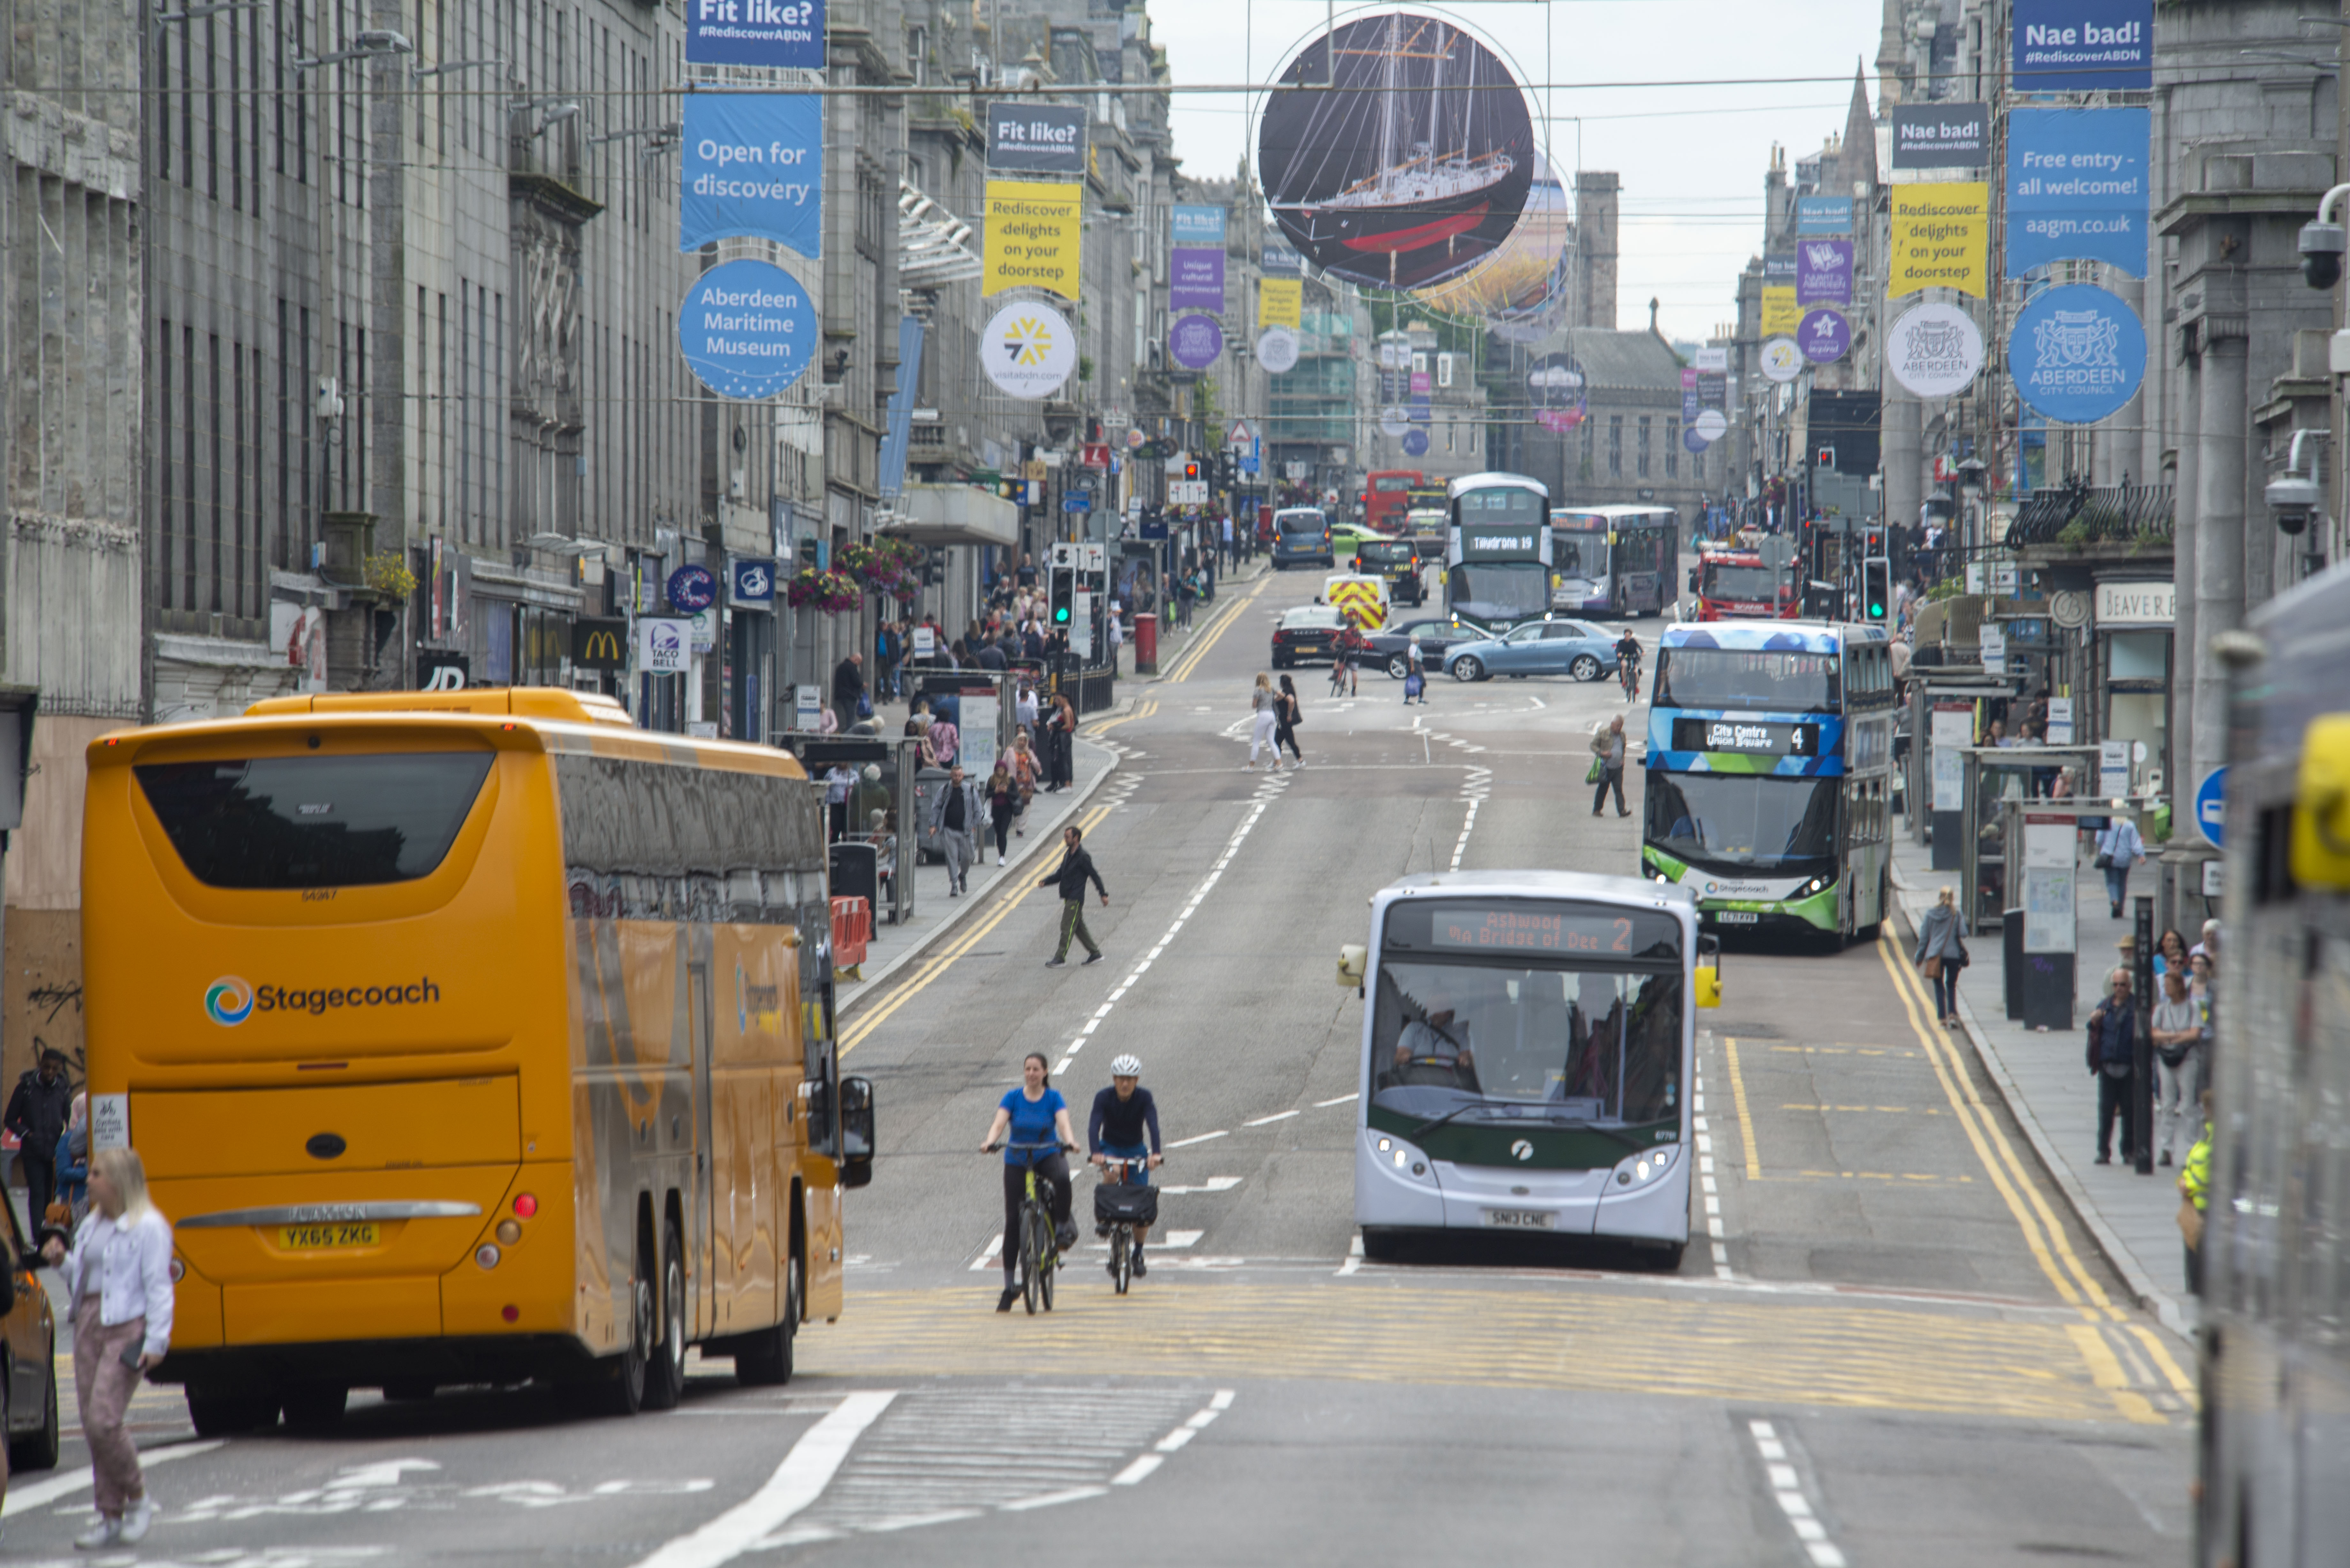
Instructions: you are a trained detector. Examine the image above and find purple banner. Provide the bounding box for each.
[1799,307,1851,364]
[1796,239,1853,305]
[1170,247,1226,312]
[1170,313,1224,370]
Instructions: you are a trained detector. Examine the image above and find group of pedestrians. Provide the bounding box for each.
[1246,673,1307,771]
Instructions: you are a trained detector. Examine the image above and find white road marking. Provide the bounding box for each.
[1157,1230,1204,1248]
[2,1439,226,1518]
[1748,1420,1846,1568]
[1315,1093,1360,1107]
[1155,1427,1197,1453]
[1112,1456,1163,1486]
[1338,1234,1365,1276]
[1166,1130,1228,1148]
[632,1391,897,1568]
[1156,1177,1242,1194]
[1001,1486,1109,1511]
[1242,1109,1300,1126]
[967,1232,1004,1272]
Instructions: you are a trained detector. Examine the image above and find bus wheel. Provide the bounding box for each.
[736,1252,799,1387]
[186,1385,279,1437]
[644,1220,687,1411]
[598,1242,656,1415]
[279,1382,347,1432]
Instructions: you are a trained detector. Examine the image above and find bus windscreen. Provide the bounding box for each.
[1457,486,1544,521]
[1644,772,1839,872]
[136,752,495,889]
[1450,564,1550,623]
[1703,564,1784,601]
[1655,647,1840,712]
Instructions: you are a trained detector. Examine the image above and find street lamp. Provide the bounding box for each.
[294,28,413,70]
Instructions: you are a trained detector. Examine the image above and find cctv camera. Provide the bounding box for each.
[2266,472,2322,535]
[2300,220,2346,289]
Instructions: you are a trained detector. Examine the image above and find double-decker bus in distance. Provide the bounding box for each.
[1445,471,1553,631]
[1550,506,1682,618]
[1641,622,1897,942]
[2197,563,2350,1567]
[82,687,875,1433]
[1363,470,1423,532]
[1339,869,1719,1265]
[1696,549,1800,621]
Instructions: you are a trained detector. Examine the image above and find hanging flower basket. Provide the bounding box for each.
[784,568,864,614]
[836,537,924,597]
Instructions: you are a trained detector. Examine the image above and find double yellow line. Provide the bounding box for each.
[838,803,1113,1056]
[1873,934,2195,1409]
[1161,573,1273,683]
[1087,699,1156,736]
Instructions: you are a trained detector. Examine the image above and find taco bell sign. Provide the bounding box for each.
[2012,0,2150,91]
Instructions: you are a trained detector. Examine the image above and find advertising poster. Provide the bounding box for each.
[987,104,1087,175]
[980,300,1078,399]
[686,0,824,69]
[982,179,1082,298]
[1796,195,1852,233]
[1760,338,1803,383]
[1170,314,1224,371]
[2005,107,2150,277]
[1796,239,1853,305]
[1798,308,1850,364]
[1761,287,1802,336]
[676,259,817,399]
[2009,283,2146,424]
[1258,11,1535,290]
[1171,247,1226,311]
[1172,204,1227,247]
[1258,276,1303,329]
[1890,102,1990,169]
[1889,182,1989,297]
[1256,326,1301,373]
[1260,239,1304,276]
[2013,0,2152,90]
[1885,302,1986,397]
[679,96,822,257]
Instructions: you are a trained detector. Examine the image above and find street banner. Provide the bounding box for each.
[1799,308,1850,364]
[987,104,1086,175]
[1260,240,1305,276]
[1530,353,1585,432]
[1682,367,1699,423]
[1694,346,1728,373]
[1170,314,1224,371]
[1172,205,1227,247]
[1796,239,1853,305]
[680,96,822,257]
[677,259,817,400]
[1258,11,1535,290]
[980,299,1077,399]
[1171,247,1226,311]
[1760,338,1803,383]
[2009,283,2145,424]
[1796,195,1852,233]
[982,179,1082,298]
[2013,0,2151,90]
[2005,106,2150,278]
[1258,276,1303,329]
[1257,326,1300,374]
[1761,287,1801,336]
[1885,301,1986,397]
[686,0,824,69]
[1890,103,1990,169]
[1889,182,1989,297]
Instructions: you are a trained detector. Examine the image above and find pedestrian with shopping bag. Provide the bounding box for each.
[1589,716,1629,817]
[1914,886,1968,1025]
[2094,813,2145,919]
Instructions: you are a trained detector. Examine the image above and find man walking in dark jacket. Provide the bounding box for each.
[831,652,866,734]
[2087,968,2138,1164]
[5,1048,73,1225]
[1040,825,1109,967]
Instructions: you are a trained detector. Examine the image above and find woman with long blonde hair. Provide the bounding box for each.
[42,1147,174,1547]
[1246,672,1279,771]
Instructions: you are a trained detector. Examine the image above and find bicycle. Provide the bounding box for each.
[1093,1156,1161,1295]
[985,1140,1075,1315]
[1618,647,1643,704]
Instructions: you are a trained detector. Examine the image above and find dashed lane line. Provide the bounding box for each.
[1749,1420,1847,1568]
[0,1439,225,1519]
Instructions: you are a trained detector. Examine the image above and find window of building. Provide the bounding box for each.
[1637,417,1652,479]
[1666,418,1680,478]
[1608,416,1623,478]
[1437,352,1453,388]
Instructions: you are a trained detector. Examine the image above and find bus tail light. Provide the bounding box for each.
[475,1244,501,1270]
[501,1305,520,1323]
[168,1257,186,1283]
[495,1220,522,1246]
[513,1193,539,1219]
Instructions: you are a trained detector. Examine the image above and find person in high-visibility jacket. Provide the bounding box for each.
[2179,1088,2213,1296]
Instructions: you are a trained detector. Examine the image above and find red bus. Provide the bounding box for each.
[1696,551,1800,621]
[1362,470,1422,532]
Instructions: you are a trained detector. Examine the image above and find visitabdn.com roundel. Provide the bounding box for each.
[982,300,1077,399]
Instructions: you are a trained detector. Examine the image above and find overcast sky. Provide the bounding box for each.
[1153,0,1885,343]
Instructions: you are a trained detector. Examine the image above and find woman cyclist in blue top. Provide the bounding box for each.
[981,1052,1079,1312]
[1088,1054,1164,1276]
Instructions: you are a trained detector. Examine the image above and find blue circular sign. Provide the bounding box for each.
[2009,284,2146,426]
[1401,427,1429,457]
[677,259,816,401]
[668,564,717,612]
[2195,765,2227,849]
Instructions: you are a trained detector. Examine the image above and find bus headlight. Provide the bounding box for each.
[1373,1133,1430,1180]
[1795,876,1828,897]
[1611,1143,1678,1189]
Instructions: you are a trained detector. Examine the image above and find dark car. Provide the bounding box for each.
[1271,605,1347,667]
[1354,539,1427,606]
[0,1198,60,1474]
[1360,614,1475,680]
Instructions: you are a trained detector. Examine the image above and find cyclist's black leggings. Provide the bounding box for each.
[1002,1152,1072,1280]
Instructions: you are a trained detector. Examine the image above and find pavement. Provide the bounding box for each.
[1888,832,2200,1338]
[0,556,2194,1565]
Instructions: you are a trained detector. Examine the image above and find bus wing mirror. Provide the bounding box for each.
[1695,935,1724,1009]
[839,1075,876,1189]
[1337,943,1368,992]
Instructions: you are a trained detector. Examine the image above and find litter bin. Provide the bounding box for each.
[1134,613,1158,675]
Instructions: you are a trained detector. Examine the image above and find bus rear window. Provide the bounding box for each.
[136,752,495,889]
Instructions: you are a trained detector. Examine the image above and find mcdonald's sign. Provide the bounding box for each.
[573,617,629,672]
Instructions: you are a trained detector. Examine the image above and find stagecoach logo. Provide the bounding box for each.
[204,976,255,1027]
[1510,1139,1535,1162]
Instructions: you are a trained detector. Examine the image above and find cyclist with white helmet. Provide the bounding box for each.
[1088,1055,1163,1275]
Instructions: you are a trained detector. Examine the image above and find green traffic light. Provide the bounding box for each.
[1054,606,1070,622]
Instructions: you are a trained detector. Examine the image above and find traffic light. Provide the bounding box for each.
[1050,568,1073,626]
[1861,557,1890,623]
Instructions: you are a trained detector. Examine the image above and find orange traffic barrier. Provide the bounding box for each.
[831,895,871,977]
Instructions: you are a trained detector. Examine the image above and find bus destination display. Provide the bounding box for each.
[1431,907,1635,954]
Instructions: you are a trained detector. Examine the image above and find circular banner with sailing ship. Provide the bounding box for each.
[1258,11,1536,292]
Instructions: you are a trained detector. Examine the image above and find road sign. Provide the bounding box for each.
[2195,765,2227,848]
[1062,489,1093,514]
[1227,419,1254,449]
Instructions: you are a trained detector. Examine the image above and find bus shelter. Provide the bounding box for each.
[1944,743,2104,935]
[777,735,920,927]
[1906,671,2019,864]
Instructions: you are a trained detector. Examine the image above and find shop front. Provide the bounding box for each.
[2092,577,2173,800]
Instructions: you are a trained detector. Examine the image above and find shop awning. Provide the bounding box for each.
[881,484,1020,549]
